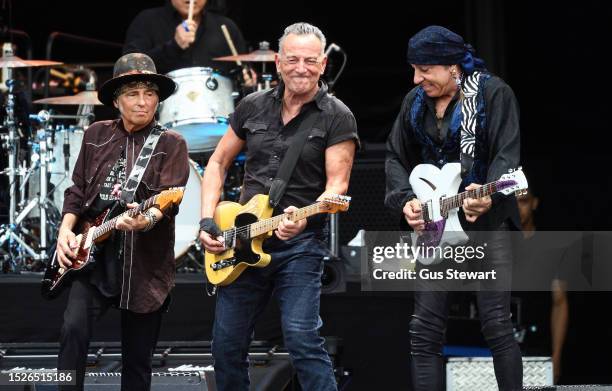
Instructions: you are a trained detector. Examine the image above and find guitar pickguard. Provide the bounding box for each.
[233,212,261,265]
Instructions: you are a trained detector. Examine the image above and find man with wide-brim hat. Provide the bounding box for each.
[97,52,177,107]
[55,52,189,391]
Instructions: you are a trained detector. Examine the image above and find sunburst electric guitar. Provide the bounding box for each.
[204,193,351,286]
[41,188,184,299]
[410,163,528,265]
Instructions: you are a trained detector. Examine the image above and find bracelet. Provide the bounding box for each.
[141,209,158,232]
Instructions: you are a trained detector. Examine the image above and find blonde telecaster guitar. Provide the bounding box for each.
[205,193,351,286]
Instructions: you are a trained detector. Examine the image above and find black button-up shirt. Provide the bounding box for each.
[230,82,359,226]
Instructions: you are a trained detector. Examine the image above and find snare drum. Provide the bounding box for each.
[159,67,235,154]
[174,159,203,259]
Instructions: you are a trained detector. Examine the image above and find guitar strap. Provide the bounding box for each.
[459,71,482,177]
[120,123,165,204]
[268,105,321,208]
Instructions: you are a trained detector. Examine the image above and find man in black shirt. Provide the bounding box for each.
[123,0,248,75]
[199,23,359,391]
[385,26,523,390]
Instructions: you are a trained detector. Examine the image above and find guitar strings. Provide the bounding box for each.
[221,200,345,237]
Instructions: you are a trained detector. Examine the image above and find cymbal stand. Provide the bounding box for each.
[0,79,45,270]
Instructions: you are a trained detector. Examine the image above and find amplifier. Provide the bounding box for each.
[339,146,397,245]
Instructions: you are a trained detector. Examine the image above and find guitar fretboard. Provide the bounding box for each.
[92,196,157,240]
[248,202,329,238]
[441,182,498,213]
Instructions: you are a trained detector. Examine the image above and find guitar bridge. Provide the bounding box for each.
[211,257,238,271]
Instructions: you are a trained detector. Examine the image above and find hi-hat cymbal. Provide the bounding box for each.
[0,56,63,68]
[214,49,277,63]
[33,91,103,106]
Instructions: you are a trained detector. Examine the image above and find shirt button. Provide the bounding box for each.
[437,148,442,153]
[438,159,444,165]
[269,177,273,181]
[85,202,89,207]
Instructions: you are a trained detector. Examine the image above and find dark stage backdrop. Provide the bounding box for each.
[3,0,610,230]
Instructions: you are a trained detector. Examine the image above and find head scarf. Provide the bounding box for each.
[407,25,486,74]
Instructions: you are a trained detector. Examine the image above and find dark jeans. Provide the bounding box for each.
[212,231,337,391]
[410,228,523,391]
[58,276,164,391]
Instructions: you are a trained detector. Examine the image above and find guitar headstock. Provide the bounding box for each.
[155,187,185,210]
[498,167,529,196]
[321,194,351,213]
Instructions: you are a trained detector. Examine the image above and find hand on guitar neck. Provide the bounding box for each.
[404,182,493,233]
[275,205,307,241]
[462,183,492,223]
[115,203,163,232]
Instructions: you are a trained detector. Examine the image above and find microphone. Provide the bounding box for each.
[324,43,341,57]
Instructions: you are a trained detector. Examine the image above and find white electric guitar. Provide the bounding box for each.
[409,163,528,265]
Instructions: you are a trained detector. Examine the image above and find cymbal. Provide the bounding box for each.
[0,56,63,68]
[33,91,103,106]
[214,49,277,63]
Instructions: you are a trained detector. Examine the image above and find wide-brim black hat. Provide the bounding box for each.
[98,53,176,106]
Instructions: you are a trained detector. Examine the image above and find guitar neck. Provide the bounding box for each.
[442,181,499,212]
[248,202,328,238]
[92,195,158,240]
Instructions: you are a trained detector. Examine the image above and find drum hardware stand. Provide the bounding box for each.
[256,41,274,91]
[0,79,48,269]
[177,240,205,273]
[76,76,97,129]
[259,41,270,74]
[0,94,65,270]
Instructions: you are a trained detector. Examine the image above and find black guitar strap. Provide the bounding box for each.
[120,123,165,204]
[268,106,321,208]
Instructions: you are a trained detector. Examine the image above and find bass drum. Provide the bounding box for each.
[174,159,203,259]
[159,67,235,154]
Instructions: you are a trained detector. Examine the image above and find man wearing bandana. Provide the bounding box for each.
[385,26,522,390]
[54,53,189,390]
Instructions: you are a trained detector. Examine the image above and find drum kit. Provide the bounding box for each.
[1,42,279,273]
